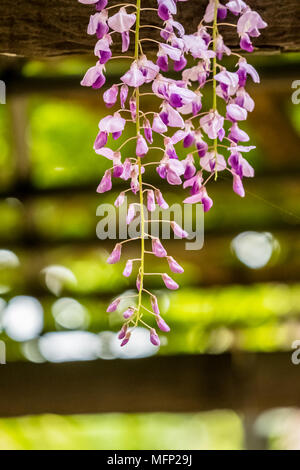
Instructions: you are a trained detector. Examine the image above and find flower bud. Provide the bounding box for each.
[151,296,160,315]
[121,331,131,347]
[143,118,153,144]
[129,96,136,120]
[103,85,118,108]
[152,238,167,258]
[123,307,135,319]
[120,84,128,108]
[233,174,245,198]
[171,221,188,239]
[96,169,112,193]
[107,298,120,313]
[167,256,184,274]
[123,259,133,277]
[136,134,149,157]
[114,192,125,208]
[147,190,156,212]
[162,273,179,290]
[150,328,160,346]
[118,324,128,340]
[156,315,170,332]
[155,190,169,209]
[107,243,122,264]
[126,204,136,225]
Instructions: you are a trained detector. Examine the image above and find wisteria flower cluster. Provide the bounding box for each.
[79,0,267,346]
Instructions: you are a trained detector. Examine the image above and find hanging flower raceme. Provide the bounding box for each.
[79,0,267,346]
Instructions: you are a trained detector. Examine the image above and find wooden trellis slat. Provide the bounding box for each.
[1,64,299,96]
[0,353,299,417]
[0,0,299,58]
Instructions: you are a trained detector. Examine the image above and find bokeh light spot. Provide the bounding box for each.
[231,231,278,269]
[3,296,44,342]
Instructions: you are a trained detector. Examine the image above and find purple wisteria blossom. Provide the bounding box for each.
[79,0,267,346]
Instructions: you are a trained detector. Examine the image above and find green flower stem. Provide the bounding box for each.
[135,0,145,321]
[213,0,219,180]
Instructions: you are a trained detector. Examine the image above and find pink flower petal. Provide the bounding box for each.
[108,7,136,33]
[121,62,146,87]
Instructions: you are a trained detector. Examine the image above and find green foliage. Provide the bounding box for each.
[0,107,14,189]
[29,99,103,188]
[0,411,243,450]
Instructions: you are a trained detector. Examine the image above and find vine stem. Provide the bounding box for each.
[107,3,137,10]
[135,0,144,322]
[213,0,219,181]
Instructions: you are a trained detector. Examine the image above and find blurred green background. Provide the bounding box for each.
[0,52,300,450]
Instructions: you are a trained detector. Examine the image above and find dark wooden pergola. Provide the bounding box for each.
[0,353,299,417]
[0,0,299,57]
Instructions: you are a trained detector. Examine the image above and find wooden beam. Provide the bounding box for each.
[1,172,300,199]
[0,353,298,417]
[0,0,299,59]
[3,61,300,96]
